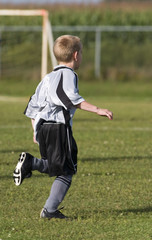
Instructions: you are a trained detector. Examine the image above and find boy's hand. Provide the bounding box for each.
[33,132,38,144]
[76,101,113,120]
[97,108,113,120]
[31,119,38,143]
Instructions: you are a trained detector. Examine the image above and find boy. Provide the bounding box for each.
[13,35,113,219]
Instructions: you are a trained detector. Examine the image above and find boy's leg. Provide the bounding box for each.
[40,175,72,218]
[32,157,49,174]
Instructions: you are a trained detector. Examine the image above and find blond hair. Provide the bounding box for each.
[53,35,82,63]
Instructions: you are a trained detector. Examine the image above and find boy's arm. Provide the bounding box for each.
[31,119,37,143]
[31,118,35,130]
[76,101,113,120]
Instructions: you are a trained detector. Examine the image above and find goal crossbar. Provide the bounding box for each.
[0,9,48,16]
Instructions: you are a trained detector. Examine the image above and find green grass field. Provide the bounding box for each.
[0,81,152,240]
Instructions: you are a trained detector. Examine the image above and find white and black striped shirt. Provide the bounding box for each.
[24,65,85,138]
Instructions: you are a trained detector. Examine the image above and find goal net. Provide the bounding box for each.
[0,9,57,82]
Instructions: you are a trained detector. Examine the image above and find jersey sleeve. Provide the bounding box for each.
[24,94,39,119]
[24,76,48,119]
[56,70,85,110]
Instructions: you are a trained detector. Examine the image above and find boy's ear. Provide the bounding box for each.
[73,51,78,61]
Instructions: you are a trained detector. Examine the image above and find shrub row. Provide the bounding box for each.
[1,3,152,26]
[1,3,152,81]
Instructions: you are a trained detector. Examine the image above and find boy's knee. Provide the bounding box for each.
[56,175,73,186]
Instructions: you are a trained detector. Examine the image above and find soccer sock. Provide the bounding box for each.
[44,175,72,213]
[32,157,49,174]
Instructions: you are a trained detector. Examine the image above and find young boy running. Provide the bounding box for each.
[13,35,113,219]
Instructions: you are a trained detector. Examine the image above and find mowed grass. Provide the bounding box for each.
[0,82,152,240]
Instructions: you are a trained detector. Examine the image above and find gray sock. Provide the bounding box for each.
[44,175,72,213]
[32,157,49,174]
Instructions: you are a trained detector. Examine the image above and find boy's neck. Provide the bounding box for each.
[58,61,74,70]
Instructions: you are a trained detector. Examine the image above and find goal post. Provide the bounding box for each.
[0,9,57,79]
[47,19,57,69]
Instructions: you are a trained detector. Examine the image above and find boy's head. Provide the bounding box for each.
[53,35,82,64]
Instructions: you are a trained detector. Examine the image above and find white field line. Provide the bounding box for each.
[76,126,152,131]
[0,95,28,102]
[0,125,30,129]
[0,125,152,131]
[100,126,152,131]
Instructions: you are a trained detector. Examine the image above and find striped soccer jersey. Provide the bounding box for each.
[24,65,85,141]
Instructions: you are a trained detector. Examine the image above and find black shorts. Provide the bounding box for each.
[37,122,78,177]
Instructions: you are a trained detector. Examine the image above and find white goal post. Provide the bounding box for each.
[0,9,57,79]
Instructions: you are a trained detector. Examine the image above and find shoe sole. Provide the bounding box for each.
[40,209,45,218]
[13,152,26,186]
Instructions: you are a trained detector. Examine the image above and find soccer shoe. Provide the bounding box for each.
[13,152,33,186]
[40,208,68,220]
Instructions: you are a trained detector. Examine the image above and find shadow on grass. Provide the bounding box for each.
[115,206,152,215]
[73,206,152,220]
[0,173,47,180]
[0,149,35,154]
[0,175,13,179]
[81,155,152,162]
